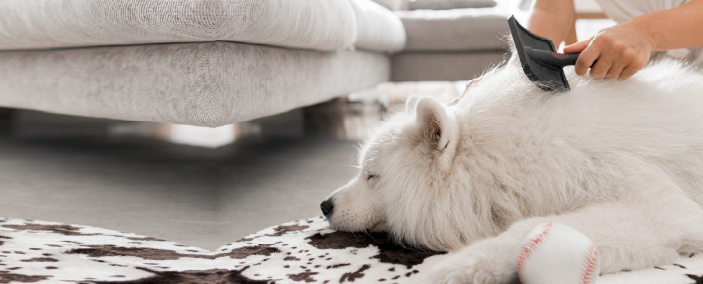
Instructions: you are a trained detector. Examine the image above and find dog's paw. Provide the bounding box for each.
[423,239,518,284]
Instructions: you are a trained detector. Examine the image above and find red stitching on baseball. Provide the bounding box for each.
[517,222,554,283]
[579,243,599,284]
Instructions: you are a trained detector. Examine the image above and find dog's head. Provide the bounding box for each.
[322,96,500,251]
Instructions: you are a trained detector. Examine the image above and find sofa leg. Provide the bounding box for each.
[302,98,347,138]
[0,108,15,135]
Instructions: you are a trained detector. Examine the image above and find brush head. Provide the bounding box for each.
[508,15,570,92]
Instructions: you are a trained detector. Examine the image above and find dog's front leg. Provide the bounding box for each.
[425,194,703,284]
[423,228,524,284]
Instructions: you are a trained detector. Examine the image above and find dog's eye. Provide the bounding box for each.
[367,174,377,180]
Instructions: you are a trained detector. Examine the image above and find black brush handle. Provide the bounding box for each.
[524,46,579,68]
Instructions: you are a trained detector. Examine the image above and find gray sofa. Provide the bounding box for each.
[0,0,517,127]
[392,6,514,81]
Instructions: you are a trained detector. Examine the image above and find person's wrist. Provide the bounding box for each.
[626,17,659,51]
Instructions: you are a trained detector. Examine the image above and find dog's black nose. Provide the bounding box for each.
[320,199,334,216]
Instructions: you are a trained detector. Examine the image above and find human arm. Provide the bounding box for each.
[505,0,573,67]
[526,0,575,46]
[564,0,703,80]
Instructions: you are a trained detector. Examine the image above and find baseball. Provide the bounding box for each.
[517,222,600,284]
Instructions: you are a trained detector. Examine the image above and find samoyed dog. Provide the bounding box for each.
[320,58,703,283]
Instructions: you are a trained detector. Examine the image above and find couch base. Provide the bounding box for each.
[391,50,507,81]
[0,42,389,127]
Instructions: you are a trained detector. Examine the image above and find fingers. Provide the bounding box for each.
[563,39,590,54]
[588,34,621,79]
[574,40,600,76]
[599,42,648,80]
[576,33,645,80]
[605,49,634,80]
[588,56,614,80]
[571,24,654,80]
[605,63,625,80]
[618,56,647,80]
[595,55,647,80]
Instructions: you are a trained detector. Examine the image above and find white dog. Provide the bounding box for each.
[320,59,703,283]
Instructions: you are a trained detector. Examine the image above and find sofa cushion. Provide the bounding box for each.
[0,42,390,126]
[371,0,406,10]
[397,7,512,52]
[351,0,407,52]
[408,0,497,10]
[0,0,404,53]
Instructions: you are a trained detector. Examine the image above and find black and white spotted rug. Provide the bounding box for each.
[1,216,702,284]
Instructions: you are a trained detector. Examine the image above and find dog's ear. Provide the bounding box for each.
[406,96,420,112]
[415,97,458,171]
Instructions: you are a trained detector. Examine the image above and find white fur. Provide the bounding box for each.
[324,59,703,283]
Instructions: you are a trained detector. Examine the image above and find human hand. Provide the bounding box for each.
[564,22,655,80]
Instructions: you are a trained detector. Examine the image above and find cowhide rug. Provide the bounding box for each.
[0,217,702,284]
